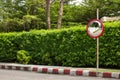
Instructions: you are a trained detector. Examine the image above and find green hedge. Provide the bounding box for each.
[0,21,120,68]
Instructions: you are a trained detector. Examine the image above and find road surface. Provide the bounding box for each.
[0,69,118,80]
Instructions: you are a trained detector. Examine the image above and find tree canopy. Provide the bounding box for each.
[0,0,120,32]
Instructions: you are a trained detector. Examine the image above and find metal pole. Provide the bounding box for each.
[96,8,99,76]
[97,38,99,71]
[97,8,99,20]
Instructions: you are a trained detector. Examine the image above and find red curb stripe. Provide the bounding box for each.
[32,67,38,72]
[42,68,48,73]
[1,65,5,69]
[23,67,29,71]
[7,66,12,70]
[0,64,119,79]
[76,70,83,76]
[53,68,58,74]
[16,66,21,70]
[64,69,70,74]
[89,71,97,77]
[103,72,111,78]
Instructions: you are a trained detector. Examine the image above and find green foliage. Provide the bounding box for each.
[81,0,120,18]
[0,0,45,32]
[0,33,17,62]
[0,0,120,32]
[0,21,120,68]
[0,18,24,32]
[17,50,31,64]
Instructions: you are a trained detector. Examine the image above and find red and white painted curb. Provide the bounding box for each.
[0,64,120,79]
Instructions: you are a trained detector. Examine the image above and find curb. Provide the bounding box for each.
[0,63,120,79]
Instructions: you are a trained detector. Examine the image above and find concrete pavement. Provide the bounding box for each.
[0,69,118,80]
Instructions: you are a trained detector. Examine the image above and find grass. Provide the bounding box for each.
[82,68,120,72]
[97,68,120,72]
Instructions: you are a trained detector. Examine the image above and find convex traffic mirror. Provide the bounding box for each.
[86,19,104,38]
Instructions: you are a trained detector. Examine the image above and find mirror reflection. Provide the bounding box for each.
[88,21,102,36]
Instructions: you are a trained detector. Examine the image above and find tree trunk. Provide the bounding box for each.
[57,0,64,29]
[46,0,51,29]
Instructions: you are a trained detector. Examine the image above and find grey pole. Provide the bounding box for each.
[96,8,99,76]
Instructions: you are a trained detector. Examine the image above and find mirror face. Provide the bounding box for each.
[86,19,104,38]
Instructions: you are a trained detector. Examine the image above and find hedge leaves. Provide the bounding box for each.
[0,21,120,68]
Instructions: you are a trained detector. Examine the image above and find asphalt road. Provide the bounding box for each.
[0,69,118,80]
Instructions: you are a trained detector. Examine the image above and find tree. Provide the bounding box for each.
[0,0,46,32]
[45,0,56,29]
[81,0,120,18]
[23,0,44,30]
[104,0,120,16]
[57,0,65,29]
[46,0,51,29]
[0,0,3,22]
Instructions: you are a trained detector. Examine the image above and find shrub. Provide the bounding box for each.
[0,21,120,68]
[17,50,31,64]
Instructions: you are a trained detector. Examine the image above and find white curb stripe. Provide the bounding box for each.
[83,70,89,76]
[70,69,76,76]
[12,66,16,70]
[5,65,8,69]
[38,67,43,73]
[98,72,103,77]
[0,64,120,79]
[48,68,53,73]
[112,72,119,78]
[58,68,64,74]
